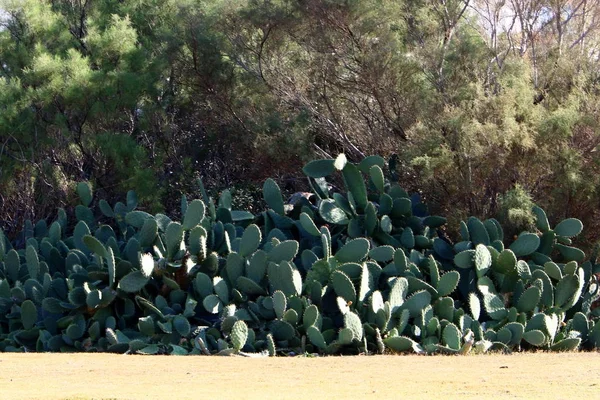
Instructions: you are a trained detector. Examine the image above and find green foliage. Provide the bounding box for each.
[497,185,536,235]
[3,0,600,281]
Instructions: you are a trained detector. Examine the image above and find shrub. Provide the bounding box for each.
[0,155,599,355]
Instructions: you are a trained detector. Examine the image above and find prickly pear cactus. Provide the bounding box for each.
[0,155,598,356]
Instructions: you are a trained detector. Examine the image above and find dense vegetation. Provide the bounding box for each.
[3,0,600,249]
[0,154,599,355]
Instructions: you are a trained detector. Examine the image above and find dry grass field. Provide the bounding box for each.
[0,352,598,400]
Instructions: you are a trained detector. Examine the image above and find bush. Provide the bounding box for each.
[1,155,599,355]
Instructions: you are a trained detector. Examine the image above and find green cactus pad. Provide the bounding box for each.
[236,276,266,296]
[337,262,362,280]
[213,276,230,304]
[307,326,327,349]
[523,329,546,346]
[331,270,356,304]
[136,344,159,355]
[263,178,285,215]
[433,296,454,322]
[203,294,223,314]
[118,270,150,293]
[422,216,446,229]
[125,211,153,229]
[369,165,385,193]
[98,199,114,218]
[509,233,540,257]
[354,264,371,304]
[76,182,93,207]
[231,320,249,351]
[537,231,555,255]
[393,248,408,272]
[384,335,417,352]
[182,199,205,230]
[407,276,438,297]
[544,313,560,341]
[342,163,368,210]
[544,262,563,281]
[5,249,20,282]
[496,249,517,274]
[335,238,370,263]
[194,272,213,298]
[47,221,61,245]
[20,300,37,330]
[343,311,363,341]
[564,261,578,275]
[550,337,581,351]
[247,250,268,283]
[25,244,39,280]
[474,244,491,277]
[157,320,173,336]
[376,304,392,332]
[532,206,550,232]
[369,245,395,262]
[41,297,65,314]
[264,333,276,356]
[106,246,116,288]
[173,315,191,337]
[517,286,541,313]
[303,159,335,178]
[442,323,461,350]
[467,217,490,245]
[516,260,532,281]
[589,321,600,348]
[303,304,320,330]
[135,296,165,321]
[388,277,408,311]
[403,290,432,318]
[125,190,138,210]
[437,271,460,297]
[358,155,385,172]
[454,249,475,269]
[270,320,295,341]
[319,199,350,225]
[555,273,581,309]
[496,327,512,345]
[164,222,184,260]
[554,218,583,238]
[337,327,355,345]
[483,219,499,242]
[282,308,298,325]
[399,227,414,249]
[272,290,287,320]
[138,316,155,337]
[525,313,546,333]
[483,293,507,320]
[555,243,585,262]
[468,292,481,320]
[572,312,589,338]
[424,256,439,288]
[269,240,299,263]
[299,213,321,237]
[86,289,102,309]
[268,261,302,297]
[139,218,158,248]
[506,322,525,345]
[82,235,107,258]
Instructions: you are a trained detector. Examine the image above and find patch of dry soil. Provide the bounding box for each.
[0,352,598,400]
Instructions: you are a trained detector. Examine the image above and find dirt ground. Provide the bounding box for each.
[0,352,598,400]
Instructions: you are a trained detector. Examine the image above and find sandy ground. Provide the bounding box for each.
[0,352,598,400]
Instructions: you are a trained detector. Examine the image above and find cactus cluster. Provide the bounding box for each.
[1,155,600,355]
